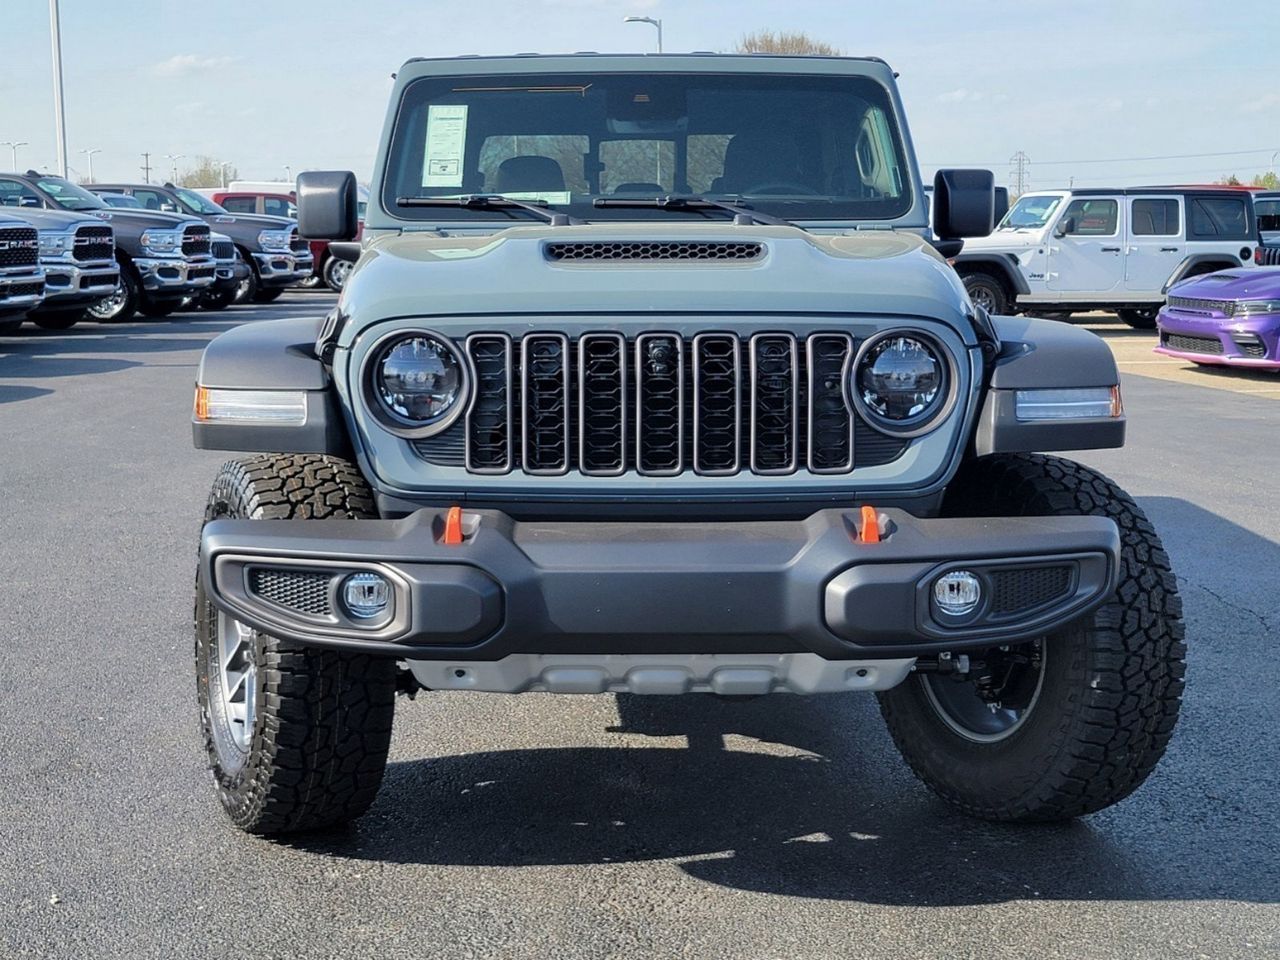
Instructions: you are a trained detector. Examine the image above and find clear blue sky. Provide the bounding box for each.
[2,0,1278,188]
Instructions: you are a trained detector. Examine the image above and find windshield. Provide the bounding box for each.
[1256,198,1280,234]
[999,194,1063,230]
[174,187,227,215]
[383,71,913,222]
[100,194,141,208]
[37,177,107,211]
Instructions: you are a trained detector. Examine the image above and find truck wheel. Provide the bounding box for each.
[324,256,352,292]
[878,453,1185,822]
[139,297,179,319]
[87,267,140,323]
[32,309,84,330]
[253,287,285,303]
[234,264,258,304]
[1117,307,1158,330]
[200,286,237,311]
[962,273,1009,315]
[194,454,396,835]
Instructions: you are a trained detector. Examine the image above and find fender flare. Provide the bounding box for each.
[1163,253,1242,293]
[951,253,1031,296]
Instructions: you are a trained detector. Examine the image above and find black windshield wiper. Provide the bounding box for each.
[395,194,577,225]
[593,195,800,229]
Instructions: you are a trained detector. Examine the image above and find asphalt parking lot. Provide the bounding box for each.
[1,293,1277,960]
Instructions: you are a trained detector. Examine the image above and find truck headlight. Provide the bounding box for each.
[258,230,292,252]
[39,232,72,256]
[140,230,180,255]
[851,331,953,436]
[368,331,470,436]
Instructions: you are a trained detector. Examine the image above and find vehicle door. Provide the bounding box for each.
[219,196,258,214]
[262,196,295,219]
[1187,193,1256,267]
[1124,196,1182,294]
[132,188,180,213]
[0,178,47,209]
[1045,195,1124,293]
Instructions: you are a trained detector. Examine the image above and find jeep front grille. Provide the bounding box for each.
[545,240,764,262]
[420,331,910,477]
[0,226,39,268]
[72,224,113,262]
[181,224,211,258]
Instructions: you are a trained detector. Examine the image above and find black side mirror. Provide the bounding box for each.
[297,170,359,241]
[993,186,1010,225]
[1054,217,1075,238]
[933,169,995,239]
[327,241,361,263]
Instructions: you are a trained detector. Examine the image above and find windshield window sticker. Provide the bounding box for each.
[423,105,468,188]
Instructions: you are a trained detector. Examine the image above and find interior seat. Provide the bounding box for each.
[492,156,566,194]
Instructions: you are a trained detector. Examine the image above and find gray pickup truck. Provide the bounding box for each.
[191,54,1184,836]
[3,206,118,330]
[0,172,215,321]
[0,212,45,332]
[89,183,313,305]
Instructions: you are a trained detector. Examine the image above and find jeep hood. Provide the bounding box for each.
[1170,268,1280,300]
[338,225,977,346]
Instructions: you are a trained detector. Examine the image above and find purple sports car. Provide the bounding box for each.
[1156,268,1280,369]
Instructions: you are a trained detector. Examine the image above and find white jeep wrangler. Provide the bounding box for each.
[953,187,1260,328]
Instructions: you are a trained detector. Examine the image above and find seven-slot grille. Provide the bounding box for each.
[181,224,211,258]
[1162,332,1224,355]
[1167,295,1235,316]
[211,237,236,261]
[289,228,308,254]
[72,224,113,262]
[445,331,907,477]
[0,226,39,268]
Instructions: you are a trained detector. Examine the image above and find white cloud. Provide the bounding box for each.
[937,88,983,103]
[1240,93,1280,114]
[152,54,238,77]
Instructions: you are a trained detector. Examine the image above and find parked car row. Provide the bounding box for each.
[0,170,323,330]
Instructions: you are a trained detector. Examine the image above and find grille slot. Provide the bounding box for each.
[449,331,914,477]
[181,224,211,258]
[989,566,1073,616]
[521,333,570,475]
[0,226,39,268]
[73,225,113,262]
[546,241,764,262]
[579,333,628,476]
[1166,295,1234,316]
[1162,332,1224,355]
[1231,333,1267,358]
[749,333,799,475]
[465,334,514,473]
[2,280,43,298]
[211,238,236,261]
[248,568,332,616]
[636,333,685,475]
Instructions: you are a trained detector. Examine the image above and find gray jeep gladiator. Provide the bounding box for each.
[192,54,1185,836]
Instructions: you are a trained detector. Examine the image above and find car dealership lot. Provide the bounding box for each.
[1,294,1276,959]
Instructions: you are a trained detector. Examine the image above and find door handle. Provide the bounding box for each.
[1101,246,1121,253]
[1160,246,1180,252]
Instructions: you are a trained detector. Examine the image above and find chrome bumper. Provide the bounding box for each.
[0,268,46,313]
[134,256,217,292]
[40,260,120,303]
[251,251,315,286]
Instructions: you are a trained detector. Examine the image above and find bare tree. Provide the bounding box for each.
[177,155,238,188]
[734,30,842,56]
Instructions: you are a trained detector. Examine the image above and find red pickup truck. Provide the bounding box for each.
[211,190,362,291]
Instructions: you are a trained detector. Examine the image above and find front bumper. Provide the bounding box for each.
[251,251,315,287]
[134,256,217,294]
[0,268,46,316]
[200,507,1119,665]
[36,260,119,307]
[212,260,250,291]
[1156,307,1280,368]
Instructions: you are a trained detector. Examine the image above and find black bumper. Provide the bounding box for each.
[199,507,1120,660]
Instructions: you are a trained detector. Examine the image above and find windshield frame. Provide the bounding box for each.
[998,193,1066,231]
[377,67,919,228]
[35,176,108,212]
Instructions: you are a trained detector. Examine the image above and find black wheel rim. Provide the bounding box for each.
[921,642,1045,743]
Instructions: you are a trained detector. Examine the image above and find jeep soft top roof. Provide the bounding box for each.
[1024,186,1259,198]
[402,51,891,66]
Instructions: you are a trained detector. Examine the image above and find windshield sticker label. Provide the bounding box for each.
[423,105,468,188]
[499,190,572,205]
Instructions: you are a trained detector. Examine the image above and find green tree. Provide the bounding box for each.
[734,30,842,56]
[1217,174,1242,185]
[177,155,238,189]
[1252,171,1279,190]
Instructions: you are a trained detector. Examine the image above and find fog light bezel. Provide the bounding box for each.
[932,569,983,620]
[342,571,393,621]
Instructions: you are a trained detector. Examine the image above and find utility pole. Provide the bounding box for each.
[1009,150,1030,197]
[140,152,152,183]
[1,141,29,170]
[219,161,233,189]
[49,0,69,177]
[80,147,100,182]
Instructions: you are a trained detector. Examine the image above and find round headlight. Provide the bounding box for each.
[852,332,951,436]
[371,333,468,434]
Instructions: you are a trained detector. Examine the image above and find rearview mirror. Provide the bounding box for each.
[297,170,359,241]
[932,169,995,239]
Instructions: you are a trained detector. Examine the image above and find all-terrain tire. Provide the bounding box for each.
[194,454,396,835]
[961,271,1010,315]
[877,453,1186,821]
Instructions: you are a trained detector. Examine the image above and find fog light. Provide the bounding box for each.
[342,572,390,620]
[933,570,981,617]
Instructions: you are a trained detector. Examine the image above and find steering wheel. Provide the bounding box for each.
[739,181,821,196]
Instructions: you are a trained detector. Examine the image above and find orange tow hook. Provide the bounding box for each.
[858,505,881,544]
[442,505,465,545]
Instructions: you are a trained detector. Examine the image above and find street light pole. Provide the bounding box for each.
[219,161,233,189]
[623,16,662,53]
[49,0,69,177]
[1,141,29,169]
[164,154,184,183]
[80,147,100,182]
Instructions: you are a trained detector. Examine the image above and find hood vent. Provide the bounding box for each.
[545,240,764,262]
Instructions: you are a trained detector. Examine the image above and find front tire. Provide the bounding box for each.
[253,286,285,303]
[1118,307,1158,329]
[195,455,396,835]
[878,454,1185,821]
[33,309,85,330]
[323,255,352,292]
[87,266,140,323]
[961,272,1010,315]
[139,297,180,319]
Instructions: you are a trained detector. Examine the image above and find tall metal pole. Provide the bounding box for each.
[81,147,100,182]
[2,141,29,170]
[623,16,662,53]
[49,0,69,177]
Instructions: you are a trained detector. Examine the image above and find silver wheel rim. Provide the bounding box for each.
[88,287,126,321]
[921,644,1045,743]
[215,611,257,753]
[235,276,253,303]
[326,259,352,290]
[968,285,996,311]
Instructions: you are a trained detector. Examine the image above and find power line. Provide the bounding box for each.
[925,147,1280,168]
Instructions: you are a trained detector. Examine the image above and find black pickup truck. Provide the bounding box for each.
[89,183,313,304]
[0,172,215,321]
